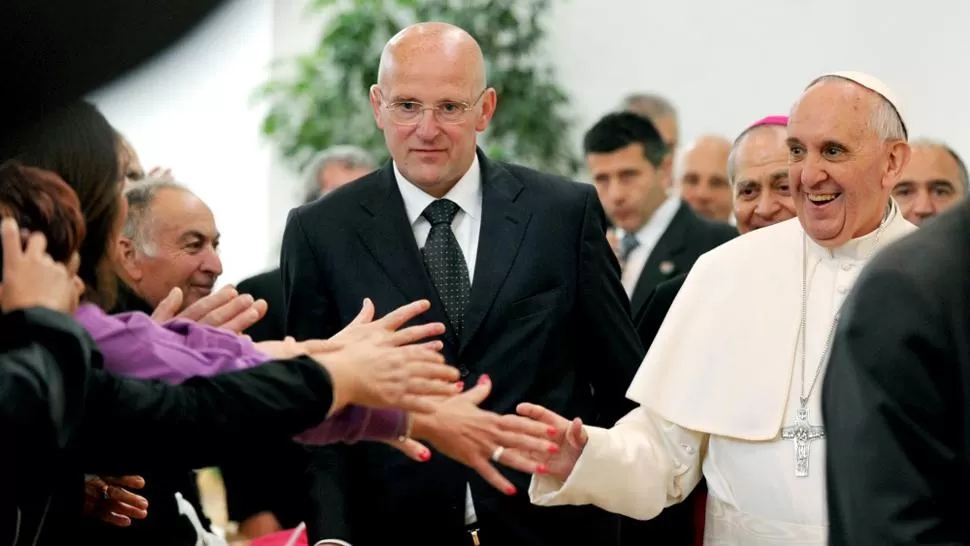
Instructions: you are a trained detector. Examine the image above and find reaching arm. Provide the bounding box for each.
[74,303,266,383]
[823,260,967,545]
[529,407,705,521]
[75,355,334,475]
[575,187,645,424]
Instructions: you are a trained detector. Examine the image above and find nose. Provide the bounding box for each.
[798,157,827,189]
[414,109,441,140]
[911,189,935,217]
[200,248,223,277]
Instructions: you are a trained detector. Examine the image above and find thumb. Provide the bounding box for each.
[566,417,587,448]
[461,375,492,406]
[151,287,182,321]
[348,297,375,326]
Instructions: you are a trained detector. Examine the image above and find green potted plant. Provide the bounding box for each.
[257,0,580,176]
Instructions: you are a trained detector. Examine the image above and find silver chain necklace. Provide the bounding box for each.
[782,201,894,477]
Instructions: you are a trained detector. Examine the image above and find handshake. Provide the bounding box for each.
[253,298,561,496]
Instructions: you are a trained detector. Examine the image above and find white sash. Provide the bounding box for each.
[704,495,827,546]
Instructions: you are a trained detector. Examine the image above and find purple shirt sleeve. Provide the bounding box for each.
[73,303,265,384]
[294,406,409,445]
[73,303,408,444]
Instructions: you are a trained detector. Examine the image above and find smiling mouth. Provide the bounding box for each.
[807,193,842,206]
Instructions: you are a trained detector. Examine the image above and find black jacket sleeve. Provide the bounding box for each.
[575,187,645,424]
[74,356,334,475]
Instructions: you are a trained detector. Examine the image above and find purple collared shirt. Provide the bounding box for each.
[73,303,406,444]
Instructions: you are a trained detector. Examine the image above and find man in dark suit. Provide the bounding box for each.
[281,22,642,546]
[823,197,970,545]
[584,112,737,320]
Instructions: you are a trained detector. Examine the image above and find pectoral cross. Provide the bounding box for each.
[781,406,825,478]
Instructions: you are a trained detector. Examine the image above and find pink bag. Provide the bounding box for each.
[249,524,307,546]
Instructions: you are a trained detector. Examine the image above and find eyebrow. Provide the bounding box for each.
[177,229,215,242]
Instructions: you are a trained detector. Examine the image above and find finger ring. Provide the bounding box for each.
[100,485,110,501]
[491,446,505,462]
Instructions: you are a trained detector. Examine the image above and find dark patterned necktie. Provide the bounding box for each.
[421,199,471,337]
[620,232,641,262]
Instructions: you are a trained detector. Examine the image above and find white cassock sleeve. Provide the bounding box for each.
[528,407,706,520]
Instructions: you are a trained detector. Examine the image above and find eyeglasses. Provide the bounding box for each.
[377,89,487,125]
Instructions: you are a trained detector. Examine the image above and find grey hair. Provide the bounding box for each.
[910,138,970,192]
[806,75,907,142]
[122,178,189,256]
[303,145,377,202]
[620,92,678,122]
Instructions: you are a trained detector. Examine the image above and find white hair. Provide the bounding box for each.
[122,178,190,256]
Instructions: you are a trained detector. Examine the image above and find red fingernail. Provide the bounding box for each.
[548,444,559,454]
[478,374,490,385]
[505,485,517,495]
[537,464,548,474]
[455,381,464,391]
[547,427,558,437]
[419,450,431,461]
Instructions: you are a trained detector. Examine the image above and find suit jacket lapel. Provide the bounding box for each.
[630,201,691,315]
[460,154,531,351]
[354,165,457,349]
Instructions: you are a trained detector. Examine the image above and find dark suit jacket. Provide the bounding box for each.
[236,268,286,344]
[0,306,335,545]
[823,199,970,545]
[280,150,644,545]
[624,272,706,546]
[629,202,736,318]
[221,268,307,530]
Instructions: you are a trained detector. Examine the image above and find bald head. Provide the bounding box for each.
[378,22,486,91]
[674,135,733,221]
[370,22,497,198]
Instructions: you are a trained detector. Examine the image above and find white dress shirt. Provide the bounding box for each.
[617,195,681,297]
[316,157,484,546]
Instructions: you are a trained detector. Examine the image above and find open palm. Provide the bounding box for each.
[515,403,588,482]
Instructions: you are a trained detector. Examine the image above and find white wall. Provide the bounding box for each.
[90,0,970,285]
[91,0,276,286]
[544,0,970,160]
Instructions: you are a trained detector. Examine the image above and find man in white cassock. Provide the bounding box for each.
[515,71,917,545]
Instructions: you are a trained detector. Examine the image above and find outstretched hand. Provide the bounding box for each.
[152,285,268,334]
[411,376,561,495]
[514,402,588,482]
[325,298,446,350]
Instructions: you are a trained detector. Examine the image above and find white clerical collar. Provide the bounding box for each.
[394,155,482,225]
[618,194,682,242]
[805,198,899,262]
